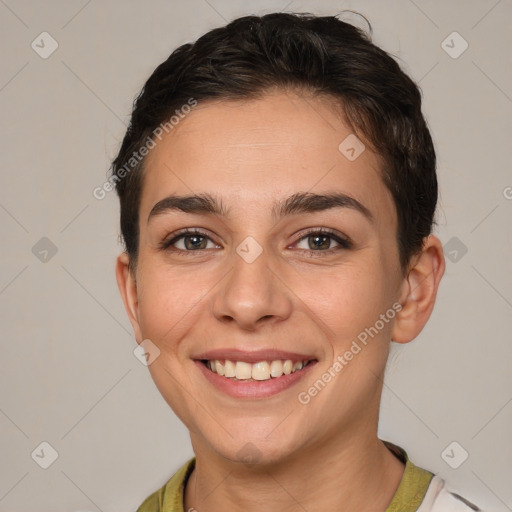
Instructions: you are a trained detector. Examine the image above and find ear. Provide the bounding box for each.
[115,252,143,343]
[391,235,445,344]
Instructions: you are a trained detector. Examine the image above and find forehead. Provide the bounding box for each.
[139,91,395,227]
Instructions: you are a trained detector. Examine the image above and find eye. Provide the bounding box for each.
[160,229,220,252]
[159,227,352,255]
[294,228,352,254]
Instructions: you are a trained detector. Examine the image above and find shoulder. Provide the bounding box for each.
[382,441,483,512]
[137,490,162,512]
[418,475,482,512]
[136,458,196,512]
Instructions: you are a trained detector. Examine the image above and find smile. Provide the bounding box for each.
[193,349,318,398]
[203,359,314,381]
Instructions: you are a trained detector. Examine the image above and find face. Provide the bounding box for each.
[117,91,418,466]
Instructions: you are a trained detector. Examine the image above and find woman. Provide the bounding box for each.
[113,12,480,512]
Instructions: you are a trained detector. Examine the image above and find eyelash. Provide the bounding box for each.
[159,227,352,257]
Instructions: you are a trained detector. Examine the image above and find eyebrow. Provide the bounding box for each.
[147,192,374,224]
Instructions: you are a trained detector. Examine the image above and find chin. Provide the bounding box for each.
[199,423,304,468]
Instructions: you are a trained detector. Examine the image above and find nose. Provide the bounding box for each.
[211,246,293,331]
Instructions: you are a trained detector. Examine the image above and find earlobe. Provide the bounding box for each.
[391,235,445,344]
[115,252,143,342]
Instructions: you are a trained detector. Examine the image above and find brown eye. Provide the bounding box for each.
[181,234,209,250]
[307,234,333,250]
[160,229,220,252]
[295,229,351,253]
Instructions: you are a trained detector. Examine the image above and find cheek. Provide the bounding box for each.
[294,261,392,348]
[135,262,209,345]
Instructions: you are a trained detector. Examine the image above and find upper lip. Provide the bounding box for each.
[193,349,317,364]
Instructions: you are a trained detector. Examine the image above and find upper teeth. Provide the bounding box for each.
[206,359,311,381]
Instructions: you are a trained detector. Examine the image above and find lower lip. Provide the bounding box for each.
[194,360,317,399]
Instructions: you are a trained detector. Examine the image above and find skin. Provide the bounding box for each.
[116,90,445,512]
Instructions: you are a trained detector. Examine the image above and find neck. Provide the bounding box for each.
[184,426,405,512]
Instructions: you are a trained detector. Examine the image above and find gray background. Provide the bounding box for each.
[1,0,511,511]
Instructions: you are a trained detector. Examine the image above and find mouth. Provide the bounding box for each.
[201,358,315,382]
[193,350,318,399]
